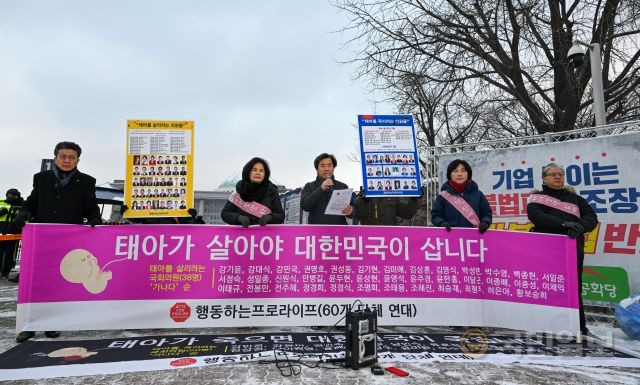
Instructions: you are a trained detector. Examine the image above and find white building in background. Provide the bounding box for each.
[195,174,289,225]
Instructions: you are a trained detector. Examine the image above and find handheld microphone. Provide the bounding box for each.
[324,173,333,191]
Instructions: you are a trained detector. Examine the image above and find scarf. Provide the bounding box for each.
[52,165,78,190]
[236,180,270,202]
[448,180,470,193]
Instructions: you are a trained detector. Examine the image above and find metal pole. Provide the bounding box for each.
[589,43,606,126]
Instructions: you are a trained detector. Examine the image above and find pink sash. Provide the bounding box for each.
[439,190,480,227]
[527,194,581,218]
[229,191,272,217]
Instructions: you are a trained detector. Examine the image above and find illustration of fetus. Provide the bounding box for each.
[59,249,113,294]
[47,347,98,362]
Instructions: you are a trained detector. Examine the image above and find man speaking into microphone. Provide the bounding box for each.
[301,153,354,224]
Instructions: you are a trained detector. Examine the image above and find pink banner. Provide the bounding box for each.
[18,224,578,308]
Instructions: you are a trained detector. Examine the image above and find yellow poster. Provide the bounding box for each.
[125,120,194,218]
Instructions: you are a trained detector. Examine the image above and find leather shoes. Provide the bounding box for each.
[16,331,35,343]
[45,331,61,338]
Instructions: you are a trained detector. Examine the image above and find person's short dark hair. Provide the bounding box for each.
[6,188,20,197]
[446,159,473,180]
[54,141,82,157]
[242,157,271,182]
[313,153,337,169]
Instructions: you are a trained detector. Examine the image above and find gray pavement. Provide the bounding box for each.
[1,280,639,385]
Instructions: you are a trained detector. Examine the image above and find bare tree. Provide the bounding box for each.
[336,0,640,138]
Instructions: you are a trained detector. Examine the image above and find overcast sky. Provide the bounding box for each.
[0,1,390,197]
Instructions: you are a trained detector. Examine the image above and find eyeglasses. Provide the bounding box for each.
[57,154,78,161]
[544,172,565,177]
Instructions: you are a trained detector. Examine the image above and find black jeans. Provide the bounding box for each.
[0,240,18,277]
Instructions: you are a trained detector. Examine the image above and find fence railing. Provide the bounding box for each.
[422,120,640,223]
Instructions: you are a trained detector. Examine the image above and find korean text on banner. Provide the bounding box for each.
[17,224,578,335]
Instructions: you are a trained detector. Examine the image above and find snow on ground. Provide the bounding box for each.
[514,363,640,384]
[1,282,640,384]
[591,324,640,355]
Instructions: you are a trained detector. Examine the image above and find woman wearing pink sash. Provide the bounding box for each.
[431,159,492,233]
[221,157,284,228]
[527,163,598,336]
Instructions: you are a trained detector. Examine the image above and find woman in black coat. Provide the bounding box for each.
[527,163,598,335]
[221,157,284,227]
[431,159,492,233]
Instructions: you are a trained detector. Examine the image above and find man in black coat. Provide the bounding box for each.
[15,141,102,343]
[527,163,598,336]
[301,153,354,225]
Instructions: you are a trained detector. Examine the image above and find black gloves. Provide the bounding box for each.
[238,215,250,228]
[567,228,583,239]
[14,211,29,229]
[563,222,585,239]
[88,217,103,228]
[441,222,451,232]
[259,214,273,226]
[0,208,7,217]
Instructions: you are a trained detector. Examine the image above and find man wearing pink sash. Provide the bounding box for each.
[527,163,598,336]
